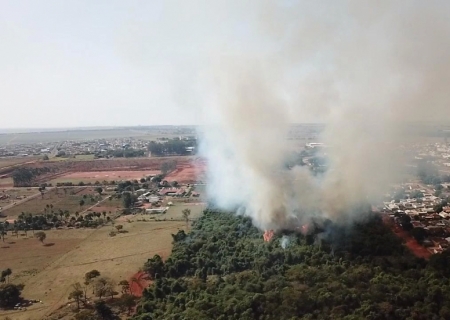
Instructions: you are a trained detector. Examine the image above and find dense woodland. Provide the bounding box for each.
[148,139,196,156]
[12,167,51,187]
[134,210,450,320]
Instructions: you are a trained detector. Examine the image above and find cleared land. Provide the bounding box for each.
[382,214,432,259]
[0,219,187,320]
[50,170,160,184]
[165,159,207,183]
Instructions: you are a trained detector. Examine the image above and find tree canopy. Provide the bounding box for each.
[133,209,450,320]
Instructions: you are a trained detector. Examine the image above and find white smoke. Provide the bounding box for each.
[197,0,450,230]
[280,236,290,250]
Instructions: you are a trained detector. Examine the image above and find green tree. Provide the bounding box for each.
[35,231,46,244]
[122,193,136,209]
[95,187,103,196]
[79,199,85,208]
[144,254,164,279]
[74,310,96,320]
[84,269,101,299]
[411,227,427,244]
[118,280,130,294]
[93,277,115,300]
[182,208,191,230]
[1,269,12,283]
[94,300,115,320]
[0,283,24,308]
[118,293,135,315]
[68,282,84,310]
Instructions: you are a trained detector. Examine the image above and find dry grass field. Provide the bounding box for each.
[0,177,14,188]
[1,188,120,220]
[0,188,38,208]
[0,157,40,170]
[0,220,186,320]
[164,202,205,220]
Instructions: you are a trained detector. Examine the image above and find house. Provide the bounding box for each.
[147,196,160,203]
[136,189,148,196]
[145,207,169,214]
[159,188,185,197]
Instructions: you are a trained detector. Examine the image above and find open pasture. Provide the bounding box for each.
[0,220,185,320]
[0,157,39,170]
[0,187,112,220]
[164,202,205,220]
[0,188,39,208]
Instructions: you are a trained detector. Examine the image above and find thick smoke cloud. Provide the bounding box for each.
[198,0,450,230]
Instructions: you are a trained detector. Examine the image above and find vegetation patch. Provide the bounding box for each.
[134,210,450,320]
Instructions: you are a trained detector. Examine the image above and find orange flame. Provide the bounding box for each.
[263,229,274,242]
[301,224,309,234]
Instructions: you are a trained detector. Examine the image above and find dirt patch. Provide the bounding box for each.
[393,226,432,259]
[129,271,151,297]
[383,214,432,259]
[165,159,207,183]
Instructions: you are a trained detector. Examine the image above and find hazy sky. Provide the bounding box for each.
[2,1,449,129]
[0,0,267,128]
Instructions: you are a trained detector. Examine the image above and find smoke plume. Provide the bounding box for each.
[198,0,450,230]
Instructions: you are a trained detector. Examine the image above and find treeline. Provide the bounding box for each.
[0,209,114,237]
[12,167,51,187]
[0,268,24,309]
[134,210,450,320]
[148,139,196,156]
[66,269,137,319]
[104,149,145,158]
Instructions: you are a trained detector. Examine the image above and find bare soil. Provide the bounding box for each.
[165,159,207,183]
[129,271,151,297]
[382,214,432,259]
[51,170,160,184]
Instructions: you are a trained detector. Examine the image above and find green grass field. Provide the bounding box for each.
[163,203,205,220]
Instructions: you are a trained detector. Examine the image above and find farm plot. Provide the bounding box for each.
[164,203,205,220]
[0,220,186,320]
[0,188,38,208]
[1,187,106,219]
[50,170,160,184]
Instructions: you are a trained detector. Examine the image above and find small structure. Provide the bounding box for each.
[145,207,169,214]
